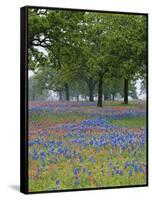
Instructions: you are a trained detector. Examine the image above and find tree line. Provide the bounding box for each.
[28,9,147,106]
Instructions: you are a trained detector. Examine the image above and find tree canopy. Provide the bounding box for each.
[28,9,147,105]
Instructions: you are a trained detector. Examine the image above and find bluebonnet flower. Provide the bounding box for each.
[112,170,114,177]
[88,170,91,176]
[140,165,144,174]
[47,149,51,157]
[32,148,39,160]
[119,170,123,176]
[56,179,60,185]
[113,165,117,170]
[57,141,63,146]
[74,168,79,176]
[129,170,133,176]
[133,164,138,173]
[109,159,112,168]
[124,161,129,169]
[89,156,95,164]
[40,150,46,167]
[73,150,77,158]
[83,167,86,173]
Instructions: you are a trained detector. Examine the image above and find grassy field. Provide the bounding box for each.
[111,117,146,128]
[28,101,147,192]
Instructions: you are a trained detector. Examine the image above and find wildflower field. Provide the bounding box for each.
[28,101,147,192]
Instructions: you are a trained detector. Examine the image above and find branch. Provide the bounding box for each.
[99,67,108,78]
[32,37,51,48]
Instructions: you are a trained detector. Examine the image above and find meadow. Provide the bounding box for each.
[28,101,147,192]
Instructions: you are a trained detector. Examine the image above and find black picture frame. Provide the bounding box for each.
[20,5,148,194]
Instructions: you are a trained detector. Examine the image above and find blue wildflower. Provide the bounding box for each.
[112,170,114,177]
[56,179,60,185]
[74,168,79,176]
[129,170,133,176]
[119,170,123,176]
[89,156,95,164]
[140,165,144,174]
[88,170,91,176]
[83,167,86,173]
[109,159,112,168]
[133,164,138,173]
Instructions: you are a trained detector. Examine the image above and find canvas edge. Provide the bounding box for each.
[20,6,28,194]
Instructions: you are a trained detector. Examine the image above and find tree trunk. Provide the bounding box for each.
[89,86,94,102]
[112,92,115,101]
[104,91,109,101]
[124,78,128,104]
[97,76,103,107]
[86,79,96,102]
[32,95,35,101]
[59,91,63,101]
[76,94,79,102]
[65,83,69,101]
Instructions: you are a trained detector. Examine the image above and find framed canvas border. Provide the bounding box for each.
[20,6,28,194]
[20,5,148,194]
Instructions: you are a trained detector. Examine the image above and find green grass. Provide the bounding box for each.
[104,101,146,108]
[111,117,146,128]
[29,111,86,123]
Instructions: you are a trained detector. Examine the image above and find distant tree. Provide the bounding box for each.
[28,76,48,101]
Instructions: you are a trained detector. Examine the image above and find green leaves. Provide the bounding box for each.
[28,9,147,102]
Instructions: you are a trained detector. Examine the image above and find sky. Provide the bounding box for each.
[135,79,146,100]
